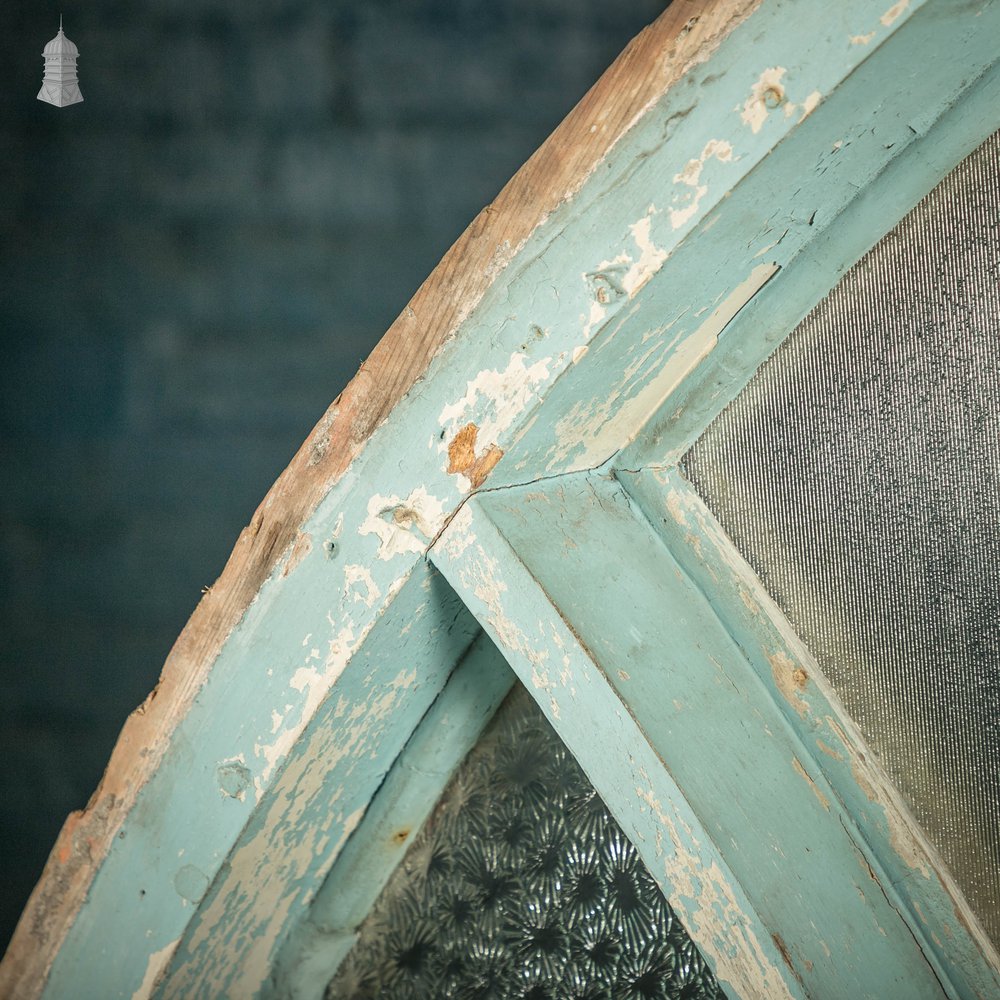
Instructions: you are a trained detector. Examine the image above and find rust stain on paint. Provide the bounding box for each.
[447,422,504,489]
[771,932,795,974]
[769,651,809,718]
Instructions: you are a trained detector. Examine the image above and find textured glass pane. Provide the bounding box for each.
[327,684,722,999]
[683,132,1000,940]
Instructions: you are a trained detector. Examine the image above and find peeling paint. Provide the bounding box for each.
[438,353,551,466]
[670,141,734,230]
[253,623,360,801]
[848,750,931,877]
[850,30,876,44]
[183,803,366,997]
[792,756,830,811]
[343,564,381,609]
[741,66,787,134]
[359,488,446,560]
[881,0,909,27]
[770,651,810,719]
[665,490,690,527]
[623,214,669,293]
[30,3,1000,995]
[581,299,608,341]
[436,503,475,561]
[799,90,822,120]
[636,785,796,999]
[132,939,179,1000]
[547,263,777,472]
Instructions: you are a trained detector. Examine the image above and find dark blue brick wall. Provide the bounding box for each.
[0,0,666,951]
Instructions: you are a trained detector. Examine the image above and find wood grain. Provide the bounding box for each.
[0,1,758,992]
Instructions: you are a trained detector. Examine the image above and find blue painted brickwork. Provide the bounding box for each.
[0,0,666,952]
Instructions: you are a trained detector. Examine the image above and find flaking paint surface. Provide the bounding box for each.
[35,1,998,995]
[635,784,796,1000]
[132,940,179,1000]
[431,497,800,1000]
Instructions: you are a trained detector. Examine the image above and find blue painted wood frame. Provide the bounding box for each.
[431,475,950,998]
[4,1,1000,997]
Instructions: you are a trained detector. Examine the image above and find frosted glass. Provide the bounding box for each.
[328,684,722,999]
[684,131,1000,941]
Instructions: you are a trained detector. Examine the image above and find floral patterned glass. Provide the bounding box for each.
[327,683,723,999]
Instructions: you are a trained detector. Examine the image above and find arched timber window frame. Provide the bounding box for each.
[3,1,999,998]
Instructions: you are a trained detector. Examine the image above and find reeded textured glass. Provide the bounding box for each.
[684,132,1000,941]
[327,685,723,999]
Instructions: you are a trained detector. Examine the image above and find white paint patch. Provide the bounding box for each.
[850,30,876,44]
[669,140,734,231]
[132,938,180,1000]
[343,563,381,608]
[665,490,690,528]
[881,0,909,26]
[799,90,822,120]
[740,66,787,134]
[581,298,608,341]
[577,211,671,341]
[622,215,669,295]
[572,344,589,363]
[252,623,360,801]
[469,549,509,614]
[359,487,446,560]
[331,512,344,539]
[438,352,552,455]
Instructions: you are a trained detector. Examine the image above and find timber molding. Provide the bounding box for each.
[4,0,1000,997]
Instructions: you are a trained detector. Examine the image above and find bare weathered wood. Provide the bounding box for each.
[0,2,759,993]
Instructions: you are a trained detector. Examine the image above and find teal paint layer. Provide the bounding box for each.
[618,466,1000,1000]
[497,0,1000,485]
[431,491,801,1000]
[41,546,476,999]
[267,631,514,999]
[154,566,479,998]
[619,21,1000,471]
[433,475,953,999]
